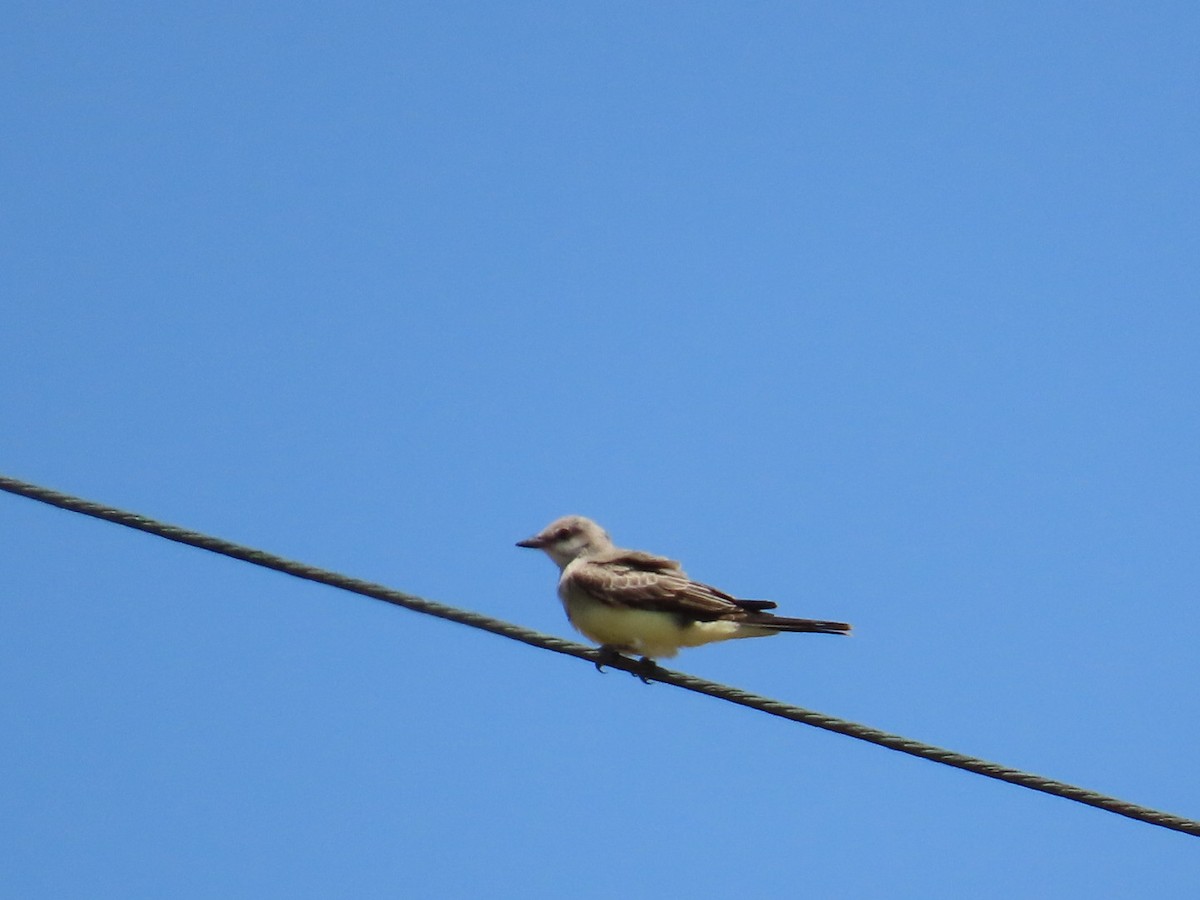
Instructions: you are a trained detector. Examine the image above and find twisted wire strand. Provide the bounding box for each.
[2,473,1196,838]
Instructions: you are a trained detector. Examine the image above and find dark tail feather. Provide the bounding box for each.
[752,615,852,635]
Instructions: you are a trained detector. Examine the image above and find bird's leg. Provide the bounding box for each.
[591,647,658,683]
[593,645,623,673]
[634,656,660,684]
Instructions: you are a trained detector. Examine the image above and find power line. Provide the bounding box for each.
[2,472,1197,839]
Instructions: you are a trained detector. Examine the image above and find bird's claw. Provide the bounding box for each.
[593,646,621,674]
[592,647,658,684]
[634,656,659,684]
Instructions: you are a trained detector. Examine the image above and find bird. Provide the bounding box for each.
[517,515,850,675]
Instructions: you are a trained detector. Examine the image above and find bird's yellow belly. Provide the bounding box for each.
[563,593,750,659]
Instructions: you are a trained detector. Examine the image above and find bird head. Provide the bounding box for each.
[517,515,612,568]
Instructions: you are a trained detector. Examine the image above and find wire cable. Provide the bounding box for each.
[2,472,1197,838]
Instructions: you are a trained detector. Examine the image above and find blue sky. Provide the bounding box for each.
[3,3,1199,897]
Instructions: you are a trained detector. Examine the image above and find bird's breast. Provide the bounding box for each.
[557,582,688,658]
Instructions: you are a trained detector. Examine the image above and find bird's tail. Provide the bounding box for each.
[752,615,852,635]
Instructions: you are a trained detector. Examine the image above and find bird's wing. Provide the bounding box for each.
[589,548,683,571]
[568,553,773,621]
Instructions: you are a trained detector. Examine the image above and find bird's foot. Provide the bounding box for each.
[593,645,623,674]
[592,647,659,684]
[633,656,660,684]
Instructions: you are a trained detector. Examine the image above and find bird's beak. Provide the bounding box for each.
[516,535,545,549]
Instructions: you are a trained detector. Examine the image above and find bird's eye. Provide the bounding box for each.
[554,528,572,541]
